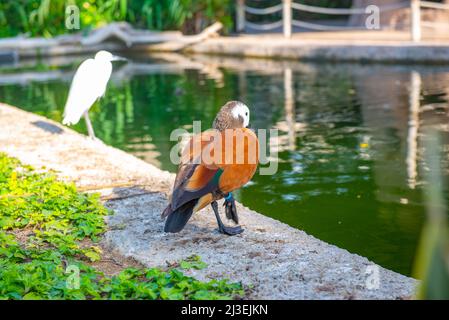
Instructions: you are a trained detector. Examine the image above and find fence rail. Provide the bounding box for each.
[236,0,449,41]
[291,20,366,31]
[244,3,283,15]
[420,1,449,10]
[245,20,284,31]
[291,2,367,15]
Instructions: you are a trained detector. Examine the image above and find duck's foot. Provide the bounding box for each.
[218,224,244,236]
[211,201,244,236]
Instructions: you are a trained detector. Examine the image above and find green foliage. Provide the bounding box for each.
[414,224,449,299]
[0,153,107,260]
[0,153,244,300]
[0,0,234,38]
[179,254,208,270]
[127,0,234,34]
[413,131,449,299]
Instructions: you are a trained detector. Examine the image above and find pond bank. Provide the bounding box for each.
[0,103,417,299]
[186,33,449,64]
[2,30,449,63]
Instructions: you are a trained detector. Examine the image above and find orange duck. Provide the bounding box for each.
[162,101,259,235]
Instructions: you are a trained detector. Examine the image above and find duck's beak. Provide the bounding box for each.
[111,55,128,62]
[247,123,256,132]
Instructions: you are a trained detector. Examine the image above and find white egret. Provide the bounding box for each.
[62,50,126,139]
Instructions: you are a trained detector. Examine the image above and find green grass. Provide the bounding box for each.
[0,152,244,300]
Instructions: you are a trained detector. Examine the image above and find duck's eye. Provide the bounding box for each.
[245,112,248,116]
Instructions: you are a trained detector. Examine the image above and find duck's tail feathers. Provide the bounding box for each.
[163,200,196,233]
[161,204,172,218]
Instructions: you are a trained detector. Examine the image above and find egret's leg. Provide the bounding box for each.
[211,201,243,236]
[83,112,96,139]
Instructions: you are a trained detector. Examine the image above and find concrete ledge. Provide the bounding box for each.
[0,103,417,299]
[187,35,449,63]
[2,32,449,64]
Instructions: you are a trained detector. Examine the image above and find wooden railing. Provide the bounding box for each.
[236,0,449,42]
[419,0,449,40]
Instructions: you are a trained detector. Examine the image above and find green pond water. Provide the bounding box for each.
[1,55,448,276]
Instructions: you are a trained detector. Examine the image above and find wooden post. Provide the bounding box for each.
[236,0,245,32]
[411,0,421,42]
[406,71,421,189]
[284,68,295,151]
[283,0,292,38]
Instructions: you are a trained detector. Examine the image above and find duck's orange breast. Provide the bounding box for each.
[217,128,259,193]
[170,128,259,215]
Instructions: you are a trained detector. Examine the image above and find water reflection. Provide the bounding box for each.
[1,54,449,276]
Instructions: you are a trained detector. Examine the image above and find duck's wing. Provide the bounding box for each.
[163,128,259,214]
[163,130,221,217]
[162,130,223,232]
[162,128,259,233]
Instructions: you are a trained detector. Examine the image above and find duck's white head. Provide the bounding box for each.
[213,101,251,131]
[231,101,250,128]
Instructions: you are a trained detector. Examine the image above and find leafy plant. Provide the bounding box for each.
[0,153,244,300]
[0,0,234,38]
[179,254,208,270]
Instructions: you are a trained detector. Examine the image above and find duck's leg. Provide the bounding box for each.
[223,192,239,224]
[83,111,96,139]
[211,201,243,236]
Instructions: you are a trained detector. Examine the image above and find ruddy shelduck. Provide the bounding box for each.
[162,101,259,235]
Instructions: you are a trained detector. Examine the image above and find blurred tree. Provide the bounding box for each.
[127,0,234,34]
[0,0,234,37]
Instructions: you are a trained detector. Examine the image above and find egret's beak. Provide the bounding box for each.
[111,55,128,62]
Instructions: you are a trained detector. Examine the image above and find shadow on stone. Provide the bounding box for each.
[31,120,64,134]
